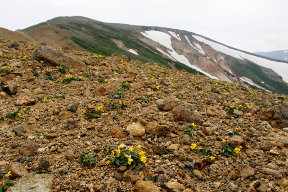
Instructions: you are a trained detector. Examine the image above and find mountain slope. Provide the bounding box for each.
[1,39,288,192]
[255,50,288,62]
[20,16,288,94]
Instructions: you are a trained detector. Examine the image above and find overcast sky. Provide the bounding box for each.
[1,0,287,52]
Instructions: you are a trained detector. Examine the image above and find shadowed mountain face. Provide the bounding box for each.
[255,50,288,62]
[3,16,288,94]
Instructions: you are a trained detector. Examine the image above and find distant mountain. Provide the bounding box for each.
[255,50,288,62]
[1,16,287,94]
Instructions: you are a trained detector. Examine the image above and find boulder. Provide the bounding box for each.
[134,180,160,192]
[32,46,85,68]
[126,123,145,136]
[7,174,53,192]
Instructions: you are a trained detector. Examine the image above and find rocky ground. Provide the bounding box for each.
[0,39,288,192]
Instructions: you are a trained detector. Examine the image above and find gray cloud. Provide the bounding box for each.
[1,0,287,52]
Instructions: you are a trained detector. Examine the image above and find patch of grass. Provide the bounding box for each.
[78,152,95,167]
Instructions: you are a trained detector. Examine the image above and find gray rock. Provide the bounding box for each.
[8,173,53,192]
[240,165,255,179]
[32,46,85,68]
[12,123,27,136]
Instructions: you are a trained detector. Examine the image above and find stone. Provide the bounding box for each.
[261,168,283,178]
[173,107,202,123]
[168,144,180,150]
[126,122,145,136]
[12,123,27,136]
[68,103,79,113]
[123,169,143,183]
[2,83,18,95]
[228,182,238,191]
[6,162,28,178]
[36,157,50,172]
[32,46,85,68]
[65,150,76,160]
[156,98,175,111]
[166,180,185,192]
[37,148,46,154]
[283,127,288,132]
[15,95,37,106]
[202,127,213,136]
[8,173,53,192]
[240,165,255,179]
[229,135,245,147]
[46,133,58,139]
[134,180,160,192]
[19,143,37,157]
[110,127,125,138]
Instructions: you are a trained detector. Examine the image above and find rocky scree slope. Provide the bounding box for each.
[20,16,288,94]
[0,39,288,192]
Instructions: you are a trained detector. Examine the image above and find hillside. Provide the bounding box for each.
[255,50,288,62]
[19,16,288,94]
[0,39,288,192]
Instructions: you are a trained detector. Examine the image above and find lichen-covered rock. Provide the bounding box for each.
[32,46,85,68]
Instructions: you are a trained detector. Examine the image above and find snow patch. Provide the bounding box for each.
[128,49,138,55]
[142,30,218,79]
[240,77,267,90]
[156,48,174,60]
[284,50,288,53]
[184,35,205,55]
[168,31,181,41]
[194,42,206,55]
[193,35,288,83]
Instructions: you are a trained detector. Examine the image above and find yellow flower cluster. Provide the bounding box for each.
[138,151,147,163]
[155,85,161,90]
[65,74,74,79]
[96,105,104,111]
[190,143,197,150]
[17,113,23,118]
[191,123,197,127]
[234,146,242,153]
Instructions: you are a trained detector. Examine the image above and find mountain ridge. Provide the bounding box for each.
[1,16,288,94]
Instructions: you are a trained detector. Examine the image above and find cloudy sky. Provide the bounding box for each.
[1,0,287,52]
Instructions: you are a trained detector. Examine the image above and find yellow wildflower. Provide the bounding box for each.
[65,74,73,79]
[138,151,146,157]
[43,98,49,103]
[155,85,161,90]
[234,147,241,153]
[96,105,104,111]
[230,106,235,108]
[133,145,141,152]
[119,101,123,105]
[3,171,11,178]
[111,151,115,157]
[190,143,197,150]
[124,154,133,165]
[102,99,107,102]
[140,155,147,163]
[116,146,121,157]
[222,139,227,143]
[191,123,197,127]
[0,52,3,56]
[17,113,23,118]
[40,60,44,64]
[105,160,111,165]
[209,156,216,161]
[234,128,240,131]
[79,76,84,79]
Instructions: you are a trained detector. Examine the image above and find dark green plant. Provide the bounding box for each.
[183,123,198,136]
[120,82,131,90]
[221,144,235,157]
[45,71,55,80]
[96,78,107,83]
[106,146,146,169]
[84,109,103,119]
[78,152,95,167]
[57,66,68,74]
